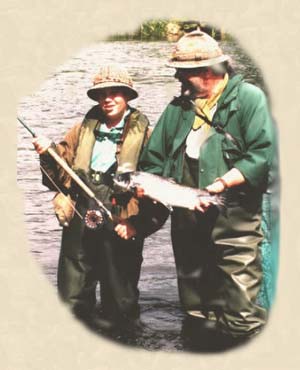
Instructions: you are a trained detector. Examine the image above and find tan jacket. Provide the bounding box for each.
[40,105,151,225]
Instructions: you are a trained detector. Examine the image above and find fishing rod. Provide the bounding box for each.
[18,116,113,228]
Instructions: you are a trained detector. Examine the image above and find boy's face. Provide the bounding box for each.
[97,87,129,123]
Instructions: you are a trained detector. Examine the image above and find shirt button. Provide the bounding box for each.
[200,168,204,173]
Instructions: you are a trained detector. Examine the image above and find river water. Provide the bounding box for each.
[17,39,265,352]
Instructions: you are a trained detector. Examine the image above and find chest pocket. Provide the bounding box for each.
[221,134,244,168]
[214,106,245,169]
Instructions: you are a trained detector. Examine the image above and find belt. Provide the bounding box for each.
[89,169,114,186]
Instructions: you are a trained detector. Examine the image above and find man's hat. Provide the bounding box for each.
[87,64,138,101]
[166,30,229,69]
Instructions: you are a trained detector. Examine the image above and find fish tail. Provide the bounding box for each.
[215,193,228,216]
[217,189,243,214]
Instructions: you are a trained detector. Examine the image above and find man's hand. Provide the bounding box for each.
[206,169,246,194]
[114,219,137,240]
[205,179,227,194]
[194,198,212,213]
[195,178,228,212]
[32,136,52,154]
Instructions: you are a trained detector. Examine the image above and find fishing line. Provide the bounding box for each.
[18,116,112,228]
[39,164,83,220]
[17,116,83,219]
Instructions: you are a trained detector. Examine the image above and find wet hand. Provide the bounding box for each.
[114,220,137,240]
[205,178,227,194]
[32,136,52,154]
[194,198,211,213]
[134,186,145,198]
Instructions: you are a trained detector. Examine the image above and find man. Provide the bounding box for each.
[139,30,278,343]
[33,64,165,334]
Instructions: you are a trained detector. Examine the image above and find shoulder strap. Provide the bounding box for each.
[212,121,243,152]
[116,109,149,173]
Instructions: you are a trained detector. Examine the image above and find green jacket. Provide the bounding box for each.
[140,74,279,309]
[140,74,276,193]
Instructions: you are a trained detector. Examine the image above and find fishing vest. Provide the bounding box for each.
[72,105,149,176]
[71,105,149,219]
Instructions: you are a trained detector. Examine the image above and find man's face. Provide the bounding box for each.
[97,87,128,122]
[174,67,213,98]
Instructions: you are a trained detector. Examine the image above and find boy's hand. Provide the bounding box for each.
[115,219,137,240]
[32,136,52,154]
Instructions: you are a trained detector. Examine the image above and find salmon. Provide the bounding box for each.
[114,171,225,211]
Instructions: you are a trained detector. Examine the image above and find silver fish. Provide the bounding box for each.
[114,171,225,211]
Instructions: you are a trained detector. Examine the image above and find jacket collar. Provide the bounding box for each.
[171,74,244,155]
[216,74,243,108]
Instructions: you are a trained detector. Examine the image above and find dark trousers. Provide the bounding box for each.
[57,210,144,322]
[171,200,267,338]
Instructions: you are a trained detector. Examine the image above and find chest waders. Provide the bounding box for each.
[171,155,220,319]
[169,101,267,338]
[57,108,148,324]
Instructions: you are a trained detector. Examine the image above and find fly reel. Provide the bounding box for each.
[84,208,106,230]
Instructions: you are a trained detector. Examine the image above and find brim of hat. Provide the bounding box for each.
[166,54,230,68]
[87,82,138,101]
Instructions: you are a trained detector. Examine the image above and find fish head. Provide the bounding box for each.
[113,171,137,190]
[113,172,131,189]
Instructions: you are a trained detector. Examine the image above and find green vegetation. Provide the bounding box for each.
[140,19,169,41]
[106,19,227,42]
[107,19,169,41]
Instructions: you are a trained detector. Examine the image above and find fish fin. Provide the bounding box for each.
[165,204,173,212]
[151,199,173,212]
[215,193,228,217]
[159,201,173,212]
[167,177,177,184]
[216,203,227,217]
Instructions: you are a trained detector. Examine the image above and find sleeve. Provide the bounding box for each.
[139,106,172,175]
[39,122,82,192]
[233,84,276,190]
[128,106,175,237]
